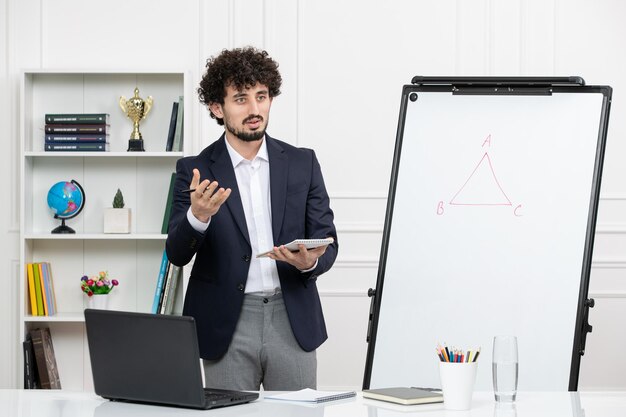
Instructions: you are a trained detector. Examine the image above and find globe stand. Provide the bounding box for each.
[51,218,76,234]
[48,179,85,234]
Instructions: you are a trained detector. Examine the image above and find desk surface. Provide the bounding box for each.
[1,390,625,417]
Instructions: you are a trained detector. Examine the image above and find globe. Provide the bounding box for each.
[47,180,85,233]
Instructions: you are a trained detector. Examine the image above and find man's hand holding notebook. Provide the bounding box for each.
[256,237,334,258]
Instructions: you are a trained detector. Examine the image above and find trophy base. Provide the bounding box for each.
[127,139,145,152]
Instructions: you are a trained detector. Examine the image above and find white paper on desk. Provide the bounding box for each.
[265,388,356,403]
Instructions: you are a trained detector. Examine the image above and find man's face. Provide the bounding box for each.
[210,83,272,142]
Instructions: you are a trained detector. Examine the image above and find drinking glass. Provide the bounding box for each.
[492,335,518,402]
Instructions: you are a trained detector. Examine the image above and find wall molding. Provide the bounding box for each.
[319,290,369,298]
[588,291,626,299]
[334,258,379,269]
[332,258,626,269]
[9,259,18,387]
[595,223,626,234]
[591,258,626,269]
[334,222,626,234]
[318,290,626,299]
[599,194,626,201]
[336,223,383,234]
[329,192,387,200]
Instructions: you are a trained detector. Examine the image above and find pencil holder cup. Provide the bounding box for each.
[439,361,478,410]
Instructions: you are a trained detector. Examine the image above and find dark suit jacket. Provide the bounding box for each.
[166,134,338,360]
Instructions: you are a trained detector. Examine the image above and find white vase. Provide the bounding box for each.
[88,294,109,310]
[103,208,131,234]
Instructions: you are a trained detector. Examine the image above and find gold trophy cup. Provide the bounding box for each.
[119,87,153,151]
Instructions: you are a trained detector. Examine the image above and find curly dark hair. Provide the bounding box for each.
[198,47,282,125]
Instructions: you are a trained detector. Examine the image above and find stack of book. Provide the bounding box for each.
[23,327,61,389]
[44,113,110,152]
[151,249,182,314]
[26,262,57,316]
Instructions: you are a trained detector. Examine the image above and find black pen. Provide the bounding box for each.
[181,180,215,193]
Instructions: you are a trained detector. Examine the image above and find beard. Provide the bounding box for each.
[225,114,267,142]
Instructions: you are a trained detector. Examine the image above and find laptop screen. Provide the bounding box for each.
[85,309,207,408]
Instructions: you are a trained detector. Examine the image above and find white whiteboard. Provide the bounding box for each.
[366,85,610,391]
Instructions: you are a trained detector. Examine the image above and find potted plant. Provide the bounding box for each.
[81,271,119,310]
[103,188,131,233]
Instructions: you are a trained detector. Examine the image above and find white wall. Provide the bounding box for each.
[1,0,626,390]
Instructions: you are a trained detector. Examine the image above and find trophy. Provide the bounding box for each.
[119,87,153,151]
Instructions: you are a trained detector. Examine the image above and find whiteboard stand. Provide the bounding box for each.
[363,76,612,392]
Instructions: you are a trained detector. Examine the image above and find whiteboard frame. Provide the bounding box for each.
[363,77,612,391]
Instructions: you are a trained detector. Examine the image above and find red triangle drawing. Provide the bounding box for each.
[449,152,512,206]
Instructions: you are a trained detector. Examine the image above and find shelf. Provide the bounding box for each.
[19,69,189,390]
[24,233,167,240]
[24,312,86,323]
[25,151,183,158]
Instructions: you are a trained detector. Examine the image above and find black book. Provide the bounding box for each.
[30,328,62,389]
[173,96,184,151]
[45,113,110,124]
[45,134,109,143]
[23,334,39,389]
[45,142,108,151]
[362,387,443,405]
[165,102,178,151]
[45,124,110,134]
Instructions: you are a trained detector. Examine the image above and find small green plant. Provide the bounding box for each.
[113,189,125,208]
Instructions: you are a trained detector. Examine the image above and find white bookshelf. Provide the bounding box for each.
[18,70,191,390]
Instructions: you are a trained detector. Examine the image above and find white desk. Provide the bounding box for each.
[1,390,625,417]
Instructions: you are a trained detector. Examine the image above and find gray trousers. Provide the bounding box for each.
[202,293,317,391]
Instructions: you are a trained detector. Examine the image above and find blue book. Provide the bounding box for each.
[40,263,55,316]
[151,250,169,314]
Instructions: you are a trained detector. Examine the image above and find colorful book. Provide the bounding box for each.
[159,264,177,314]
[30,328,61,389]
[26,263,38,316]
[45,142,108,152]
[172,96,184,151]
[46,262,58,314]
[165,101,178,151]
[161,172,176,234]
[164,265,181,314]
[45,113,110,124]
[151,250,169,314]
[157,261,171,313]
[32,263,45,316]
[37,263,49,316]
[45,134,109,143]
[45,124,109,134]
[40,263,56,316]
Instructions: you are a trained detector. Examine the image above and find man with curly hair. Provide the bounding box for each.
[166,47,338,391]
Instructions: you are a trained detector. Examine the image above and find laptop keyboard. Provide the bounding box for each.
[203,388,250,402]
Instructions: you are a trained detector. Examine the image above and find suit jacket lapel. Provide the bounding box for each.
[208,136,251,246]
[267,136,288,241]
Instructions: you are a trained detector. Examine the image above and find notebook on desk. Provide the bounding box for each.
[84,309,258,410]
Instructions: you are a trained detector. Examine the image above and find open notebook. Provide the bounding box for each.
[265,388,356,403]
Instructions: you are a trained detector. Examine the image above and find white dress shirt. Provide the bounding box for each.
[187,138,281,294]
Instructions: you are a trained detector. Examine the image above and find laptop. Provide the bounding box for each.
[84,309,259,409]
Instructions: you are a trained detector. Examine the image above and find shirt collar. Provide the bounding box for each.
[224,135,269,168]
